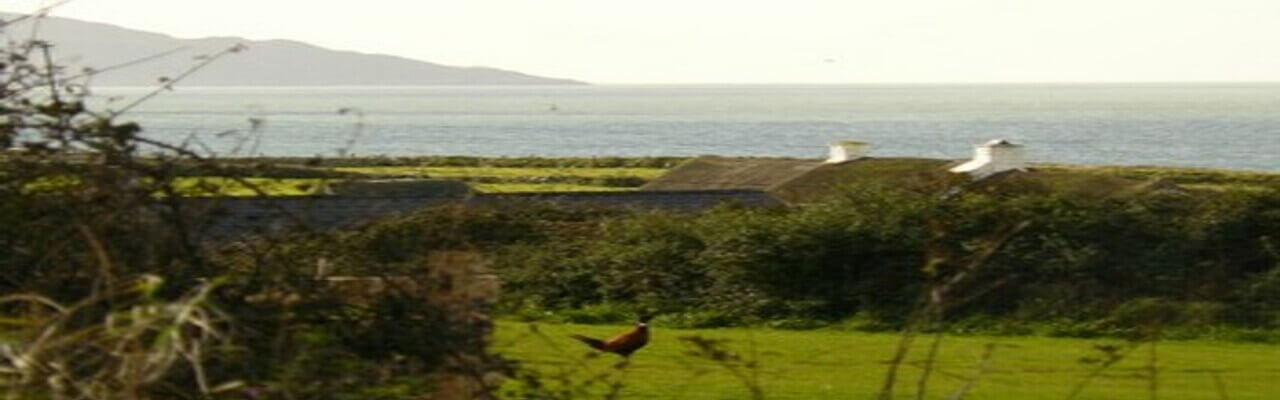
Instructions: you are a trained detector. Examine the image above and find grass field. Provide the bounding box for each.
[172,177,322,196]
[1037,164,1280,193]
[166,160,1280,197]
[334,166,667,180]
[170,175,645,196]
[494,321,1280,400]
[334,166,667,193]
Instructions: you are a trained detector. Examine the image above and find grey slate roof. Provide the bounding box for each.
[186,196,461,238]
[322,180,473,197]
[471,190,780,211]
[187,190,780,239]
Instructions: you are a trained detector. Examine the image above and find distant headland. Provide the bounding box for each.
[0,13,587,86]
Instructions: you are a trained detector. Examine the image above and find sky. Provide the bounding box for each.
[4,0,1280,84]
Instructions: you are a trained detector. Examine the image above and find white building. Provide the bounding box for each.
[825,140,871,163]
[949,139,1027,179]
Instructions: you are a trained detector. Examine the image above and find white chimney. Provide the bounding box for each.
[949,139,1026,178]
[826,140,871,163]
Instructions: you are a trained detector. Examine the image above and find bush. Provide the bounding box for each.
[557,302,640,324]
[652,311,746,329]
[0,21,509,399]
[490,180,1280,337]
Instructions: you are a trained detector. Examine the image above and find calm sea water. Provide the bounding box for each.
[92,84,1280,171]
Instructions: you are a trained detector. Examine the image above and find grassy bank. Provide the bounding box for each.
[338,166,666,192]
[1038,163,1280,192]
[495,321,1280,400]
[334,166,666,180]
[172,177,323,196]
[162,157,1280,196]
[168,166,667,195]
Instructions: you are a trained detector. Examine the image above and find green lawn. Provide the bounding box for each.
[334,166,667,180]
[172,177,323,196]
[1039,164,1280,193]
[173,161,1280,197]
[331,166,667,193]
[494,321,1280,400]
[169,176,641,196]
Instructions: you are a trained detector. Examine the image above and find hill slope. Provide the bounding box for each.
[0,13,585,86]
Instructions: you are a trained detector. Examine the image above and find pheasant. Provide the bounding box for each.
[569,315,652,357]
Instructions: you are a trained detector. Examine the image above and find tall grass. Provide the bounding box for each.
[0,276,233,399]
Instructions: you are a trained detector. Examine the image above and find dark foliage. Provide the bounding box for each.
[0,19,509,399]
[491,184,1280,333]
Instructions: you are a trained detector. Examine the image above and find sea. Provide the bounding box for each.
[90,84,1280,171]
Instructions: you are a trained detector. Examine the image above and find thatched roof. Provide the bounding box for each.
[643,155,1192,203]
[642,156,959,202]
[771,158,957,202]
[640,157,824,191]
[965,169,1177,199]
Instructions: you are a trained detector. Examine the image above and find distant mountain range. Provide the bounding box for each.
[0,13,586,86]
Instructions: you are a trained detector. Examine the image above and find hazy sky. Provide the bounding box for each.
[6,0,1280,83]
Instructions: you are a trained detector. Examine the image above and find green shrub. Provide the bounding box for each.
[489,181,1280,337]
[557,303,641,324]
[652,311,745,329]
[826,313,898,333]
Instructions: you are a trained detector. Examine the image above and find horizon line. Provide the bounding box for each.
[586,80,1280,86]
[86,81,1280,90]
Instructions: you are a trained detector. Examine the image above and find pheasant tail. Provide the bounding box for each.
[569,334,606,351]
